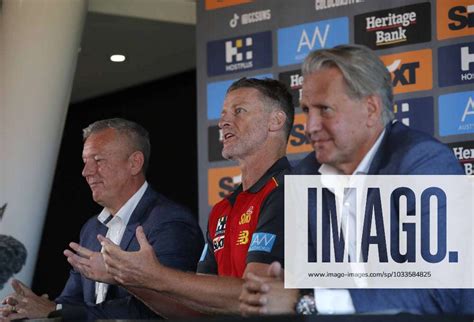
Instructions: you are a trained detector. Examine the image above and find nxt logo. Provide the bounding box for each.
[387,60,419,86]
[381,49,432,94]
[236,230,249,245]
[239,206,253,225]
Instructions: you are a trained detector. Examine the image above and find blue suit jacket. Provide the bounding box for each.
[55,186,204,320]
[295,122,472,314]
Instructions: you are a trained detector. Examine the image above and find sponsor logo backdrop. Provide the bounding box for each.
[197,0,474,229]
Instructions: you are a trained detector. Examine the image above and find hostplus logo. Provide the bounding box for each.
[225,37,253,70]
[278,17,348,66]
[213,215,227,252]
[355,3,431,50]
[461,46,474,78]
[207,31,272,76]
[438,42,474,87]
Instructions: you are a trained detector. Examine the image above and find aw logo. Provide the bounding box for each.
[208,166,241,206]
[437,0,474,40]
[279,69,303,108]
[207,74,273,120]
[439,91,474,137]
[393,97,434,136]
[205,0,252,11]
[248,233,276,253]
[354,2,431,50]
[277,17,349,66]
[381,49,432,94]
[448,141,474,176]
[438,42,474,87]
[207,31,272,77]
[287,113,312,155]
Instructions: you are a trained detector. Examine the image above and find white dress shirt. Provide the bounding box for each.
[314,129,385,314]
[95,181,148,304]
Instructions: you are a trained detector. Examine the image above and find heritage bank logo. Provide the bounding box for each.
[437,0,474,40]
[392,97,434,136]
[354,3,431,50]
[380,49,432,94]
[277,17,349,66]
[438,42,474,87]
[448,141,474,176]
[205,0,252,11]
[279,69,303,108]
[439,91,474,137]
[208,166,241,206]
[207,31,272,77]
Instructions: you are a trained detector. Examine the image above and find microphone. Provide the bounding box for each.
[0,235,27,290]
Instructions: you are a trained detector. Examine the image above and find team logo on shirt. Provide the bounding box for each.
[213,215,227,252]
[239,206,253,225]
[236,230,250,245]
[213,235,225,252]
[215,215,227,236]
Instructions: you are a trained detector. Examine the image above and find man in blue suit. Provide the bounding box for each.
[239,45,473,315]
[0,118,203,321]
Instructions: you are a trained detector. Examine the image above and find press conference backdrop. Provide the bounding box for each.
[196,0,474,229]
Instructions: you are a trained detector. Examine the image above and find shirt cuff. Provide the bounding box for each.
[55,303,63,310]
[314,289,355,314]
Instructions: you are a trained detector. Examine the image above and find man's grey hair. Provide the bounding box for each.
[302,44,395,125]
[83,118,151,174]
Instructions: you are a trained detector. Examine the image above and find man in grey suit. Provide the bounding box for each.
[0,118,203,321]
[239,45,472,315]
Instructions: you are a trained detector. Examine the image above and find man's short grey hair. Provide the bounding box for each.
[302,44,394,125]
[83,118,151,174]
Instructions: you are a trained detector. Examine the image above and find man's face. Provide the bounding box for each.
[301,67,375,174]
[82,128,133,210]
[218,87,271,161]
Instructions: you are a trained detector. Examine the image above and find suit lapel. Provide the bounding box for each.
[368,122,395,175]
[119,186,158,250]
